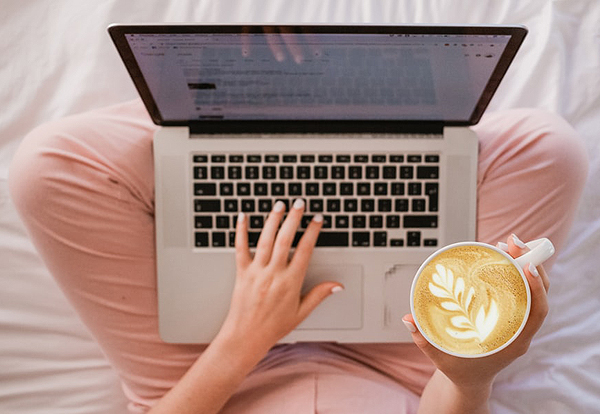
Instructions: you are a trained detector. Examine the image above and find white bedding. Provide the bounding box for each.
[1,1,599,413]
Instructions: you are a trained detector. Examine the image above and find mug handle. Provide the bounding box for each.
[513,238,555,269]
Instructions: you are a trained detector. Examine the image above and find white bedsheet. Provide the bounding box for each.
[1,1,599,413]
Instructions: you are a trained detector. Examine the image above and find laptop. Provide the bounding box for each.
[108,24,527,344]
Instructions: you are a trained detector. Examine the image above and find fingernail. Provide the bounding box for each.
[331,286,344,294]
[402,319,417,333]
[293,198,305,210]
[237,212,245,224]
[529,263,540,278]
[274,201,285,212]
[512,234,526,249]
[497,242,509,252]
[313,214,323,223]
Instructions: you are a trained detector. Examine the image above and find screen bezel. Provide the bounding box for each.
[108,24,527,133]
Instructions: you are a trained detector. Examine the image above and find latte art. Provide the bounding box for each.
[412,245,529,355]
[429,264,500,342]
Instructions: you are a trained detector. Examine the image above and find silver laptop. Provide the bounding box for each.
[109,24,527,344]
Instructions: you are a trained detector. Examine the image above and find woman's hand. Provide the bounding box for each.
[216,199,343,357]
[404,234,550,413]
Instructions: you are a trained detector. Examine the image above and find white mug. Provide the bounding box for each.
[410,238,554,358]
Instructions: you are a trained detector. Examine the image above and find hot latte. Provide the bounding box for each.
[412,244,529,356]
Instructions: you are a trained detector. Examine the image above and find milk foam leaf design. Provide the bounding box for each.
[428,264,499,342]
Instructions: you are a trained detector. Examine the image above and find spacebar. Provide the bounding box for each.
[293,232,349,247]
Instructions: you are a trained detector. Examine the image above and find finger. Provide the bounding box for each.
[289,214,323,274]
[254,200,286,265]
[263,26,285,62]
[507,233,528,258]
[297,282,344,322]
[520,263,549,339]
[235,212,252,268]
[270,198,305,267]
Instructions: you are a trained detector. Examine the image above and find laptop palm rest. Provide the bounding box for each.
[296,264,363,330]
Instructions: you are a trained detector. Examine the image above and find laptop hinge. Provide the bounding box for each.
[188,121,444,135]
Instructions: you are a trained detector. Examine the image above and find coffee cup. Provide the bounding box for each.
[410,238,554,358]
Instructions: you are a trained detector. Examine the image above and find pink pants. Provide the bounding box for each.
[8,100,588,413]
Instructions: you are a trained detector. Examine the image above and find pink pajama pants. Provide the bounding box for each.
[8,100,588,413]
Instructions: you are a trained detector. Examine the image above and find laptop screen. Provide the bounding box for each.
[109,25,527,127]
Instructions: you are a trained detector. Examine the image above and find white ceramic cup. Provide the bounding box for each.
[410,238,555,358]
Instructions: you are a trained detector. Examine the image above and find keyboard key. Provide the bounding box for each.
[194,216,213,229]
[327,199,341,212]
[412,199,427,212]
[354,155,368,163]
[407,231,421,246]
[211,155,226,163]
[314,166,328,179]
[216,216,230,228]
[374,231,387,247]
[426,183,439,212]
[193,155,208,163]
[390,238,404,247]
[229,154,243,163]
[336,215,350,228]
[374,182,388,195]
[425,155,440,163]
[318,155,333,163]
[378,199,392,212]
[297,166,311,179]
[317,232,349,247]
[424,239,438,247]
[404,215,438,228]
[247,155,261,163]
[400,166,414,179]
[280,166,294,179]
[369,215,383,228]
[194,183,216,196]
[361,199,375,212]
[220,183,234,196]
[331,166,345,179]
[211,166,225,179]
[237,183,251,196]
[228,166,242,179]
[352,215,367,228]
[395,199,409,212]
[357,183,371,196]
[195,199,221,212]
[262,166,276,179]
[417,166,439,179]
[289,182,302,196]
[372,154,386,163]
[245,166,259,179]
[344,199,358,212]
[306,182,319,195]
[265,154,280,163]
[248,232,261,247]
[250,215,264,228]
[407,155,422,163]
[408,182,422,195]
[383,166,396,179]
[194,166,208,179]
[340,182,354,195]
[386,215,400,228]
[258,199,272,212]
[390,155,404,163]
[323,183,337,196]
[283,155,297,163]
[195,232,209,247]
[223,199,238,212]
[310,199,324,212]
[366,166,379,179]
[241,199,256,212]
[254,183,268,196]
[336,155,351,162]
[301,155,315,163]
[271,182,285,196]
[391,183,405,195]
[212,232,226,247]
[349,166,362,179]
[352,232,370,247]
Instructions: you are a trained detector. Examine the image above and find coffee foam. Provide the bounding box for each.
[413,245,528,355]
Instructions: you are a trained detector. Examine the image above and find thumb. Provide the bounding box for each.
[298,282,344,322]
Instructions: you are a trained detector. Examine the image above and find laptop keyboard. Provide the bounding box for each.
[192,153,440,248]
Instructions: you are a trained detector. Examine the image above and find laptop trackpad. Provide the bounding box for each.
[295,264,363,330]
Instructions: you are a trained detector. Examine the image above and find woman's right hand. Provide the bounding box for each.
[215,199,343,357]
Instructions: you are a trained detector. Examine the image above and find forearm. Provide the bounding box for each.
[148,333,268,414]
[418,369,493,414]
